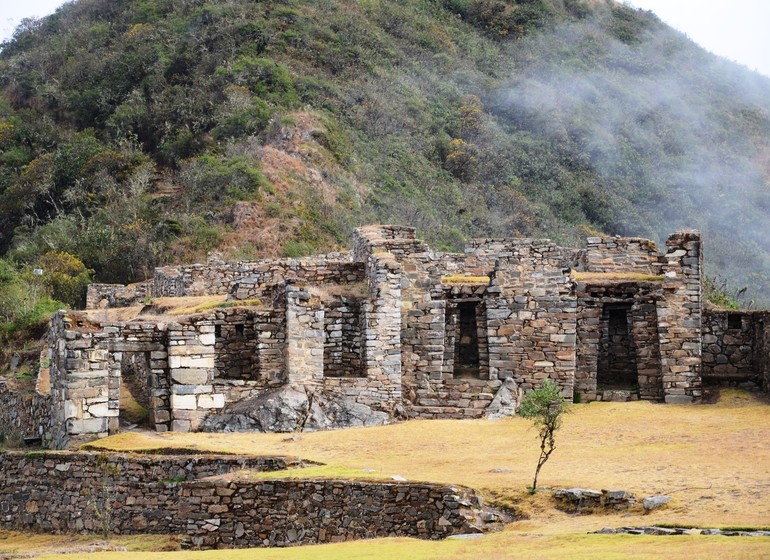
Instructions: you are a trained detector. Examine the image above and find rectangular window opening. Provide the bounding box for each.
[727,314,742,330]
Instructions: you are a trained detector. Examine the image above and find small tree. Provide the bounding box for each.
[518,379,569,493]
[83,453,121,540]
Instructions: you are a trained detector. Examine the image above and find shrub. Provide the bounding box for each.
[518,379,570,493]
[36,252,93,309]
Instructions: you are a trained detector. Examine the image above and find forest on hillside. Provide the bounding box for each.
[0,0,768,332]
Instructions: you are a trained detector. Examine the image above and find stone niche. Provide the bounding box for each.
[213,310,259,381]
[442,290,490,381]
[322,295,365,378]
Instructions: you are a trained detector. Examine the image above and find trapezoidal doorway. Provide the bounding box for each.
[597,303,638,389]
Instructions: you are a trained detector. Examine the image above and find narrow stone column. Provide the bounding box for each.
[362,254,402,401]
[168,321,223,431]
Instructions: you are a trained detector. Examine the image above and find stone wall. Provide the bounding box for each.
[352,225,429,261]
[313,251,404,412]
[577,237,663,274]
[210,307,286,403]
[182,477,483,548]
[702,309,768,386]
[41,226,720,448]
[0,452,295,535]
[657,231,702,403]
[0,383,52,445]
[323,297,364,378]
[46,313,176,447]
[86,282,151,310]
[46,310,271,446]
[167,320,224,432]
[574,282,663,402]
[151,254,364,300]
[404,378,502,420]
[47,312,115,449]
[213,309,259,381]
[702,311,755,381]
[0,451,484,548]
[488,239,577,399]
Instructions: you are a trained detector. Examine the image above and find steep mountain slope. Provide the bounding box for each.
[0,0,768,302]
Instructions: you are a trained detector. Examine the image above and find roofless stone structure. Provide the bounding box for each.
[5,225,767,448]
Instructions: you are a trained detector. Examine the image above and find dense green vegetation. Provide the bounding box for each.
[0,0,768,304]
[0,252,91,367]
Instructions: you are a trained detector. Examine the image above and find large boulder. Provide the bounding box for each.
[200,386,390,433]
[486,378,521,419]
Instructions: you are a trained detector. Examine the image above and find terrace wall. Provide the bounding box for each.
[0,452,484,548]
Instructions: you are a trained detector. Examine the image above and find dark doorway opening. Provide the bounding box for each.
[454,302,480,378]
[120,352,152,427]
[597,304,637,389]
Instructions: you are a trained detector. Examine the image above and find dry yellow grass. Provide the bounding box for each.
[88,390,770,527]
[80,295,268,323]
[0,531,178,556]
[572,271,664,283]
[440,275,491,284]
[16,389,770,559]
[27,531,770,560]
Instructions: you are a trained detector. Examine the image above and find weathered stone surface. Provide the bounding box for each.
[553,488,603,509]
[486,378,521,419]
[594,525,770,537]
[31,226,726,449]
[200,386,389,432]
[171,369,209,385]
[553,488,635,511]
[642,495,671,511]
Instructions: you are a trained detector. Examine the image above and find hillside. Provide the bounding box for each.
[0,0,769,303]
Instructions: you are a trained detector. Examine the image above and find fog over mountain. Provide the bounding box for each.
[0,0,768,303]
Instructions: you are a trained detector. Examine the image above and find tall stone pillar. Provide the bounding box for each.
[657,231,702,403]
[362,254,402,399]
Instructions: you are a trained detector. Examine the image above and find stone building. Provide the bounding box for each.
[7,225,769,448]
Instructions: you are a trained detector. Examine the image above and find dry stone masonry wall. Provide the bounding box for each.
[0,452,486,548]
[702,309,770,388]
[150,254,365,300]
[0,384,52,446]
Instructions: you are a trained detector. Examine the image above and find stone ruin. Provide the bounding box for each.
[4,225,770,448]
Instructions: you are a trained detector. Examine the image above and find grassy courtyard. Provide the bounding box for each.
[3,389,769,559]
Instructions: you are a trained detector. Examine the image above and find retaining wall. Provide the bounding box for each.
[0,451,484,548]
